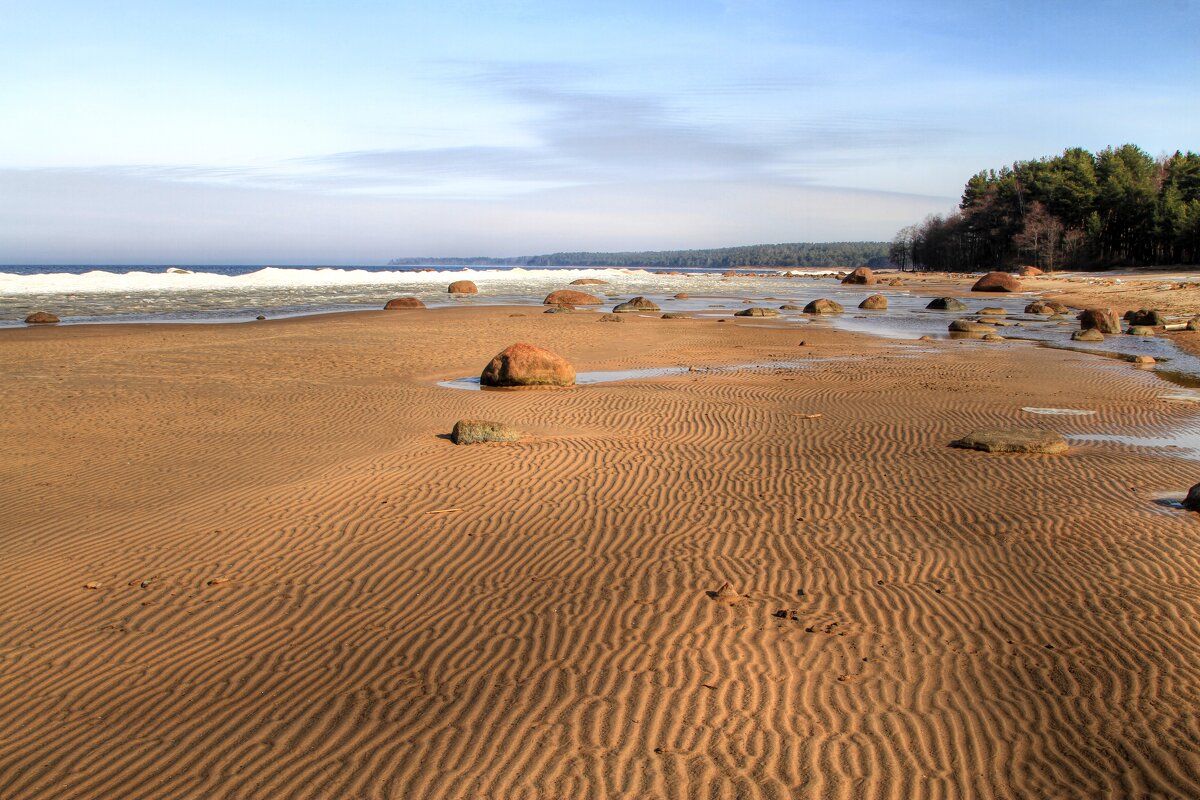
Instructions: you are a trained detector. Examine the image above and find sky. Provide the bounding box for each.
[1,0,1197,264]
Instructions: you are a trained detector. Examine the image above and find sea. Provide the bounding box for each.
[3,262,1198,385]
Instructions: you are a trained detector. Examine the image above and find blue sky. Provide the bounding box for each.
[1,0,1196,263]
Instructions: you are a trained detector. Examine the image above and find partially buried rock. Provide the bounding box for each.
[673,293,690,300]
[1126,309,1166,327]
[451,419,521,445]
[544,289,602,306]
[804,299,844,314]
[951,428,1069,454]
[982,333,1004,341]
[841,266,875,285]
[25,311,60,324]
[480,343,575,388]
[927,297,968,312]
[544,306,573,313]
[384,297,425,310]
[447,280,478,294]
[949,319,996,334]
[570,278,608,285]
[598,313,623,323]
[1019,265,1045,277]
[1127,326,1156,336]
[661,312,687,320]
[1183,483,1200,511]
[859,294,888,310]
[1188,318,1200,332]
[734,307,780,317]
[1072,328,1104,342]
[972,272,1023,292]
[779,304,803,310]
[613,296,660,313]
[1133,355,1156,365]
[978,307,1006,316]
[1078,308,1121,334]
[712,582,740,603]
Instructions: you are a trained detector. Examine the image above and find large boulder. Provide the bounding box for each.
[971,272,1023,292]
[1184,483,1200,511]
[1078,308,1121,334]
[1071,328,1104,342]
[949,319,996,334]
[543,289,602,306]
[451,420,522,445]
[480,343,575,388]
[804,299,844,314]
[24,311,60,324]
[859,294,888,310]
[448,280,478,294]
[951,428,1069,454]
[384,297,425,310]
[570,278,608,285]
[927,297,968,311]
[841,267,875,285]
[613,296,660,313]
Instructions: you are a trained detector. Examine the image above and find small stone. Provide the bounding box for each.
[661,312,688,319]
[207,577,230,586]
[1072,329,1104,342]
[714,582,740,602]
[982,333,1004,341]
[598,314,623,322]
[1127,326,1155,336]
[255,314,267,320]
[84,581,103,590]
[1132,355,1156,365]
[734,307,780,317]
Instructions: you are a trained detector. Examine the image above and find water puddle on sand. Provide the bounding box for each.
[1068,429,1200,462]
[438,358,849,390]
[1021,407,1096,416]
[1161,389,1200,403]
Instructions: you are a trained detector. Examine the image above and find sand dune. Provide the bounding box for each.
[1,308,1198,798]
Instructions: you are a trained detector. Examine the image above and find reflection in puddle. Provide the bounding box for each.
[438,358,848,390]
[1068,430,1200,461]
[1022,407,1096,416]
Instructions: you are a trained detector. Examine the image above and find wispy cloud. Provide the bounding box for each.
[66,64,954,199]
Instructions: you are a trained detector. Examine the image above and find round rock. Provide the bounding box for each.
[927,297,968,311]
[544,289,602,306]
[448,280,478,294]
[613,296,660,313]
[384,297,425,310]
[480,343,575,388]
[971,272,1023,292]
[24,311,60,324]
[858,294,888,310]
[803,299,844,314]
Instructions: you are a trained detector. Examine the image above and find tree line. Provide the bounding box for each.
[890,145,1200,271]
[390,241,890,269]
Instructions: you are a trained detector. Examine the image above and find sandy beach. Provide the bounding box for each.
[2,295,1199,799]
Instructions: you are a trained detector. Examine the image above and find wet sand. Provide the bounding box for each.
[2,304,1199,799]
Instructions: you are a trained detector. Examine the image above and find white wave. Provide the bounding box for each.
[0,266,643,296]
